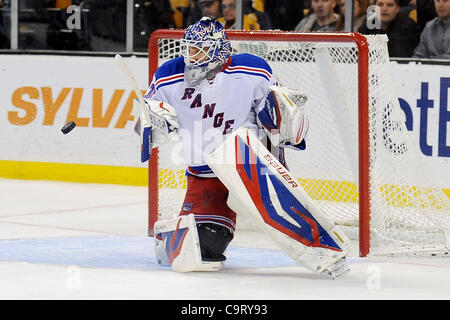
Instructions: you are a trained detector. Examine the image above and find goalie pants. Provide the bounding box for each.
[179,175,236,234]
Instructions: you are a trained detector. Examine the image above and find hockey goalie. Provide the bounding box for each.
[140,17,351,278]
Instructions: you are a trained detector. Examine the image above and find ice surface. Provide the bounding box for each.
[0,178,449,300]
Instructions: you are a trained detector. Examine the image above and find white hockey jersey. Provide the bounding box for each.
[144,53,277,177]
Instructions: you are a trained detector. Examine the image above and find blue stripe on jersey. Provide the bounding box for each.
[228,53,273,74]
[154,56,185,81]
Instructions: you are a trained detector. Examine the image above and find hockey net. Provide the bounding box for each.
[147,30,450,257]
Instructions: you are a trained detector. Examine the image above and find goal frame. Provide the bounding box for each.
[147,30,371,257]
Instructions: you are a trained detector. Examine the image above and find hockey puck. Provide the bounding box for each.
[61,121,76,134]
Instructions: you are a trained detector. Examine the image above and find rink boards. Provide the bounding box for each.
[0,54,448,197]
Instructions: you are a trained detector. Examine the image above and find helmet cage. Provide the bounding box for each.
[181,17,231,69]
[181,18,231,84]
[181,38,223,68]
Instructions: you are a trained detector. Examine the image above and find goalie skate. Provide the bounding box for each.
[320,258,350,280]
[154,214,223,272]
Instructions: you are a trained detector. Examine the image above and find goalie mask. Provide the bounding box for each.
[182,17,232,85]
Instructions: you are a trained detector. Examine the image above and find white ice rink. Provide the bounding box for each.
[0,178,449,300]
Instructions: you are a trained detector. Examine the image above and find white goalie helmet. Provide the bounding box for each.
[181,17,232,85]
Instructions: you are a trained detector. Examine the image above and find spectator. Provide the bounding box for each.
[413,0,450,58]
[358,0,420,57]
[336,0,369,31]
[294,0,338,31]
[252,0,265,12]
[217,0,269,30]
[178,0,202,28]
[399,0,416,17]
[243,0,272,29]
[197,0,221,19]
[264,0,305,31]
[416,0,437,31]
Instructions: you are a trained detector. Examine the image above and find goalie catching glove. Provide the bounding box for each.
[258,86,309,148]
[134,98,179,162]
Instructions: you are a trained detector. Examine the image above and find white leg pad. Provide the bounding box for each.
[208,128,352,276]
[154,214,223,272]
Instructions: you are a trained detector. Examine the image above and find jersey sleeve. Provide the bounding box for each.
[254,71,278,113]
[240,55,278,119]
[143,56,185,105]
[144,74,168,103]
[251,60,278,132]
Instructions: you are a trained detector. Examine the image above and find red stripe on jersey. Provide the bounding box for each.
[226,65,271,78]
[155,73,184,87]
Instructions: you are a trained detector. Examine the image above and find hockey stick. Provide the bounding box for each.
[114,54,169,134]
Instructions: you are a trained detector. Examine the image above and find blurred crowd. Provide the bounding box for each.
[0,0,448,58]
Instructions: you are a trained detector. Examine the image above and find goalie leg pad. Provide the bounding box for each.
[154,214,222,272]
[207,127,352,275]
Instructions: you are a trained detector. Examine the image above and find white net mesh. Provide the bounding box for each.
[151,33,450,256]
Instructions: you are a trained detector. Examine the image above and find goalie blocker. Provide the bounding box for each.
[207,127,352,278]
[133,98,179,163]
